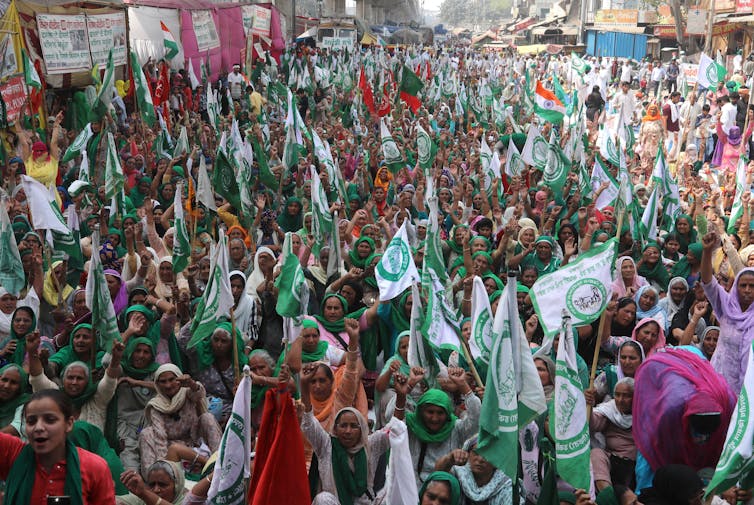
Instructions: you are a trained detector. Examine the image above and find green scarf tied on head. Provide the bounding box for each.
[348,236,376,269]
[419,471,462,505]
[470,235,491,252]
[0,364,29,426]
[8,307,36,367]
[277,196,304,232]
[123,305,183,369]
[48,324,105,372]
[121,337,159,380]
[637,241,669,288]
[129,176,152,208]
[314,293,350,334]
[405,388,458,443]
[195,321,249,371]
[330,436,368,505]
[5,440,84,505]
[673,214,698,254]
[671,242,703,280]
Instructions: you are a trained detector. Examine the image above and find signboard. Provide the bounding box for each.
[593,9,638,26]
[680,63,698,86]
[321,37,354,50]
[686,8,707,35]
[0,76,27,124]
[251,6,271,36]
[86,12,127,67]
[717,0,737,12]
[36,14,91,74]
[191,10,220,51]
[737,0,753,13]
[713,22,737,37]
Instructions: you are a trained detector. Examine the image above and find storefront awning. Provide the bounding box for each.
[531,25,579,36]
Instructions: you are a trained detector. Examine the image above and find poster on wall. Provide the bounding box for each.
[36,14,91,74]
[0,76,27,124]
[87,12,127,67]
[242,5,271,37]
[191,10,220,51]
[0,34,17,79]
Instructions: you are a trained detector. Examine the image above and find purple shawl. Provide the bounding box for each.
[633,348,735,471]
[104,269,128,315]
[704,268,754,393]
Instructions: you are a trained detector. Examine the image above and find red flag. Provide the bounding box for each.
[153,62,170,106]
[29,59,45,114]
[358,67,376,116]
[425,61,432,81]
[378,83,391,117]
[248,389,310,505]
[129,139,139,157]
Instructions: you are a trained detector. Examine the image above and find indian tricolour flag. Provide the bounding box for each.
[534,80,565,124]
[161,21,179,60]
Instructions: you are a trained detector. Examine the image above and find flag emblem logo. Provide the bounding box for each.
[566,278,607,319]
[532,137,548,167]
[377,237,410,281]
[706,64,719,84]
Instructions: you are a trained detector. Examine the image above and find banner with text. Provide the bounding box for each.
[191,10,220,51]
[36,14,91,74]
[0,76,27,124]
[241,5,271,37]
[87,12,127,67]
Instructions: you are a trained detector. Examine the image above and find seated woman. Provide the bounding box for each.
[419,471,461,505]
[603,318,666,359]
[48,323,105,379]
[589,377,636,492]
[139,364,222,475]
[0,364,30,433]
[588,341,644,405]
[284,317,346,371]
[27,332,123,433]
[121,304,181,367]
[611,257,647,299]
[313,293,377,353]
[301,403,389,505]
[637,242,669,293]
[0,389,116,503]
[117,337,158,471]
[374,331,410,428]
[0,306,54,369]
[393,368,481,486]
[120,460,187,505]
[634,286,669,333]
[697,326,720,361]
[434,435,518,505]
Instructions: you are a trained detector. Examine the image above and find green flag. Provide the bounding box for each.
[22,48,41,90]
[550,314,591,491]
[61,124,93,163]
[407,283,441,390]
[543,131,569,196]
[380,118,404,173]
[173,182,190,274]
[130,51,156,127]
[212,148,242,210]
[85,229,121,351]
[0,200,24,296]
[729,156,748,234]
[640,186,660,241]
[104,133,124,200]
[252,135,277,189]
[94,49,115,119]
[310,166,333,255]
[571,52,587,75]
[275,232,308,317]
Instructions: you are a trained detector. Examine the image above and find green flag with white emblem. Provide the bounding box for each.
[275,232,309,317]
[0,199,24,296]
[104,133,124,201]
[173,183,190,274]
[729,156,748,234]
[85,229,121,351]
[469,276,493,364]
[380,118,404,173]
[543,131,570,195]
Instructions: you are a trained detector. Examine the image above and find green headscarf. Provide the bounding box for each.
[314,293,350,334]
[348,236,376,269]
[195,321,249,371]
[331,432,368,505]
[124,305,183,369]
[0,364,30,426]
[670,242,703,280]
[121,336,159,380]
[405,389,458,443]
[419,471,461,505]
[673,214,698,254]
[380,330,411,379]
[69,421,129,495]
[637,241,669,288]
[8,307,36,366]
[48,324,104,372]
[446,225,469,254]
[482,272,505,290]
[128,176,152,208]
[377,291,412,356]
[5,439,83,504]
[277,196,304,232]
[470,235,491,252]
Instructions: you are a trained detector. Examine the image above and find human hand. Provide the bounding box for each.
[25,331,40,355]
[392,372,411,396]
[693,301,709,319]
[120,470,147,497]
[111,340,125,362]
[344,318,360,342]
[448,449,469,466]
[301,363,318,383]
[702,231,719,252]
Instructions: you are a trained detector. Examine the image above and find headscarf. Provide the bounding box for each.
[642,104,662,122]
[454,436,511,505]
[145,364,207,423]
[374,166,393,192]
[0,364,30,426]
[103,269,129,315]
[121,336,159,380]
[276,196,304,232]
[314,293,350,334]
[8,307,36,366]
[616,340,645,381]
[670,242,703,281]
[227,225,253,249]
[48,324,104,371]
[673,215,698,254]
[419,471,461,505]
[445,224,469,254]
[659,277,688,323]
[611,256,647,298]
[330,407,369,505]
[246,246,276,303]
[62,361,98,410]
[309,362,369,430]
[42,260,74,307]
[634,285,664,320]
[697,326,720,360]
[637,242,669,288]
[405,389,458,443]
[128,176,152,208]
[380,331,411,379]
[195,321,248,371]
[348,236,376,269]
[248,349,275,409]
[99,241,121,270]
[144,460,187,505]
[709,267,754,328]
[229,270,256,341]
[631,317,666,356]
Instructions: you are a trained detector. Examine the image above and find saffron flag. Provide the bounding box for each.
[161,21,179,60]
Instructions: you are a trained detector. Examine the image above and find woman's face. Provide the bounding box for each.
[73,292,88,316]
[638,290,657,311]
[12,310,33,336]
[211,331,233,357]
[398,336,410,361]
[53,263,66,285]
[468,445,495,477]
[670,282,688,304]
[72,328,94,356]
[461,322,471,342]
[105,275,121,299]
[158,262,173,283]
[558,226,574,243]
[614,383,634,415]
[620,259,635,279]
[291,234,302,252]
[521,268,538,287]
[473,256,489,275]
[249,355,273,377]
[535,242,552,261]
[676,219,690,234]
[339,286,357,308]
[619,345,642,376]
[454,227,467,243]
[0,293,16,314]
[471,239,487,254]
[229,241,245,261]
[421,481,451,505]
[333,411,362,450]
[357,241,372,258]
[257,253,274,273]
[519,228,535,246]
[147,469,176,502]
[702,329,720,357]
[229,229,243,241]
[156,372,181,399]
[287,201,301,216]
[420,404,449,434]
[62,365,88,397]
[309,366,333,402]
[644,246,660,264]
[635,322,660,352]
[615,302,637,326]
[199,260,211,280]
[0,368,22,401]
[535,358,552,387]
[161,184,175,202]
[25,397,74,458]
[131,343,153,369]
[664,239,680,256]
[323,297,345,322]
[483,277,497,295]
[737,272,754,311]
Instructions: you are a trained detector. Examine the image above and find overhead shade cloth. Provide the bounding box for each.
[128,5,184,69]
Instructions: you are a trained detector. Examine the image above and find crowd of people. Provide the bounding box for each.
[0,41,753,505]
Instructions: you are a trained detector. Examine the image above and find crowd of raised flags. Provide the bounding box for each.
[5,30,754,505]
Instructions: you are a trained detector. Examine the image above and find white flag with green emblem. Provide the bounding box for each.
[105,133,124,200]
[188,230,234,347]
[421,269,461,353]
[506,137,525,177]
[21,175,70,235]
[85,228,121,351]
[377,220,420,301]
[729,156,748,234]
[640,186,660,241]
[172,183,190,274]
[380,118,404,172]
[469,276,493,364]
[706,341,754,498]
[310,166,334,241]
[598,124,620,167]
[0,200,24,296]
[312,129,336,181]
[207,368,251,504]
[590,157,619,210]
[550,313,592,491]
[543,131,570,195]
[571,52,587,75]
[530,238,617,337]
[698,53,727,90]
[61,123,93,163]
[416,124,436,170]
[521,126,548,170]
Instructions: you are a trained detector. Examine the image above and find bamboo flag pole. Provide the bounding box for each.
[231,307,240,387]
[458,335,484,388]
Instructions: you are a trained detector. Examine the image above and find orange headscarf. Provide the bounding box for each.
[643,104,662,122]
[374,166,393,192]
[227,225,252,249]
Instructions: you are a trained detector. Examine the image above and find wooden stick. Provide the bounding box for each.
[458,335,484,388]
[231,308,240,387]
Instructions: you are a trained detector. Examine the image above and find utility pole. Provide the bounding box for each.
[578,0,587,45]
[704,0,715,54]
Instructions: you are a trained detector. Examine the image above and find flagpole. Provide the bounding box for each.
[458,333,484,388]
[231,307,240,387]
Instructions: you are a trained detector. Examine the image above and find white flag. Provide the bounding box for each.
[698,53,722,90]
[376,221,420,301]
[196,155,217,212]
[469,276,493,364]
[640,186,660,241]
[590,157,619,210]
[506,137,525,177]
[530,238,616,337]
[208,368,251,504]
[190,230,234,346]
[188,57,201,90]
[383,418,419,505]
[21,175,70,234]
[520,125,547,169]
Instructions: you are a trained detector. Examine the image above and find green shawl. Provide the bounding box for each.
[313,293,350,334]
[48,324,104,372]
[673,214,698,254]
[348,236,376,269]
[8,307,36,366]
[0,364,30,426]
[5,440,83,505]
[331,437,368,505]
[69,421,129,495]
[128,177,152,208]
[419,471,461,505]
[445,225,469,254]
[405,389,458,443]
[195,321,249,371]
[124,305,183,369]
[670,242,703,281]
[302,340,329,363]
[637,242,670,289]
[121,336,159,380]
[276,196,304,232]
